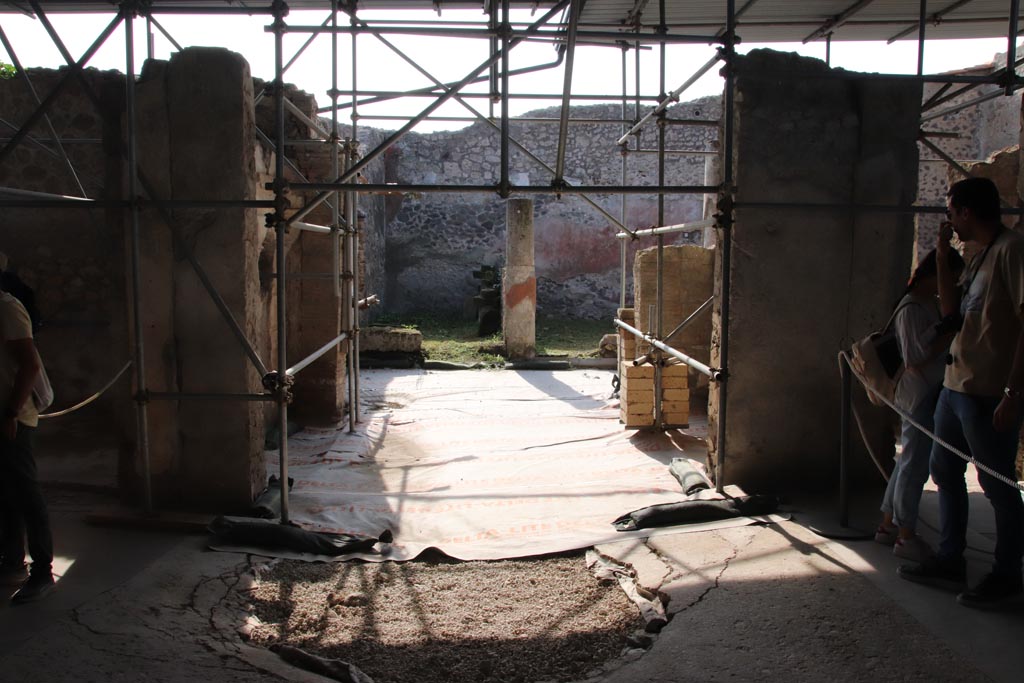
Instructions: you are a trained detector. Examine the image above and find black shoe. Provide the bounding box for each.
[0,563,28,586]
[10,573,55,605]
[897,556,967,592]
[957,572,1024,610]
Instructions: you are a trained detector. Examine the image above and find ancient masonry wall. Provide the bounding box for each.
[0,50,383,510]
[383,98,720,320]
[708,49,922,491]
[916,52,1023,257]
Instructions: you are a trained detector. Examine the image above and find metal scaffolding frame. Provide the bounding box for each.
[1,0,1022,512]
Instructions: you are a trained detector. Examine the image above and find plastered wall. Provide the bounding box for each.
[708,50,921,490]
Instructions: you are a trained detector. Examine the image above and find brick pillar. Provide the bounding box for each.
[503,198,536,360]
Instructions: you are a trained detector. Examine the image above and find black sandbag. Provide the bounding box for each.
[248,476,293,519]
[209,515,392,556]
[612,494,779,531]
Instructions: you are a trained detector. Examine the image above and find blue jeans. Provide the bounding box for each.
[930,388,1024,579]
[881,391,939,530]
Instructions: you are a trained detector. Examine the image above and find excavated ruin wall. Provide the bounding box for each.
[709,49,921,490]
[382,98,720,320]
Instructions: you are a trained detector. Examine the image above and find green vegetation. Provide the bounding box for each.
[0,61,16,79]
[371,313,614,365]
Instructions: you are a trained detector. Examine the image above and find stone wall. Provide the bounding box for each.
[708,49,921,490]
[916,53,1023,258]
[382,99,720,320]
[0,51,379,511]
[0,66,133,480]
[633,245,715,395]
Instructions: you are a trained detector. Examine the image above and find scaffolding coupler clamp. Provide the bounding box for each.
[550,178,569,199]
[263,371,295,405]
[133,389,150,405]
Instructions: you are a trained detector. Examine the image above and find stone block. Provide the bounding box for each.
[360,326,423,353]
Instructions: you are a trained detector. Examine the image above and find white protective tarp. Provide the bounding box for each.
[262,369,778,561]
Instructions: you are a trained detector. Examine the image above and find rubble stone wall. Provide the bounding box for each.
[383,99,720,320]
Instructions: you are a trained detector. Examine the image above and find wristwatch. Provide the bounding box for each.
[1004,387,1022,400]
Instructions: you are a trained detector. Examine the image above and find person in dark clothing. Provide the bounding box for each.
[0,282,53,604]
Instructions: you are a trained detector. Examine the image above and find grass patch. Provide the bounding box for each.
[370,313,614,364]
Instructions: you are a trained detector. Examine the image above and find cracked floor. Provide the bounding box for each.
[1,488,1021,682]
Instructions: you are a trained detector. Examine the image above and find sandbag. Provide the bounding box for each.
[208,515,392,556]
[612,494,779,531]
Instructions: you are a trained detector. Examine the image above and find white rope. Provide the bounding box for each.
[38,361,132,420]
[839,350,1024,493]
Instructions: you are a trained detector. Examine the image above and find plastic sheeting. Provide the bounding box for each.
[261,369,781,561]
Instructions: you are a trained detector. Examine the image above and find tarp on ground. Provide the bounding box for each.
[254,369,781,561]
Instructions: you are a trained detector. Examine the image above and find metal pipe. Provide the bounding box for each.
[663,296,714,346]
[272,5,291,526]
[320,49,566,113]
[616,218,716,239]
[614,319,719,380]
[886,0,978,43]
[802,0,879,44]
[148,392,275,402]
[283,13,333,76]
[326,90,663,105]
[288,182,718,195]
[499,0,510,197]
[0,25,88,198]
[654,7,666,431]
[553,0,581,184]
[0,13,122,166]
[920,88,1016,123]
[331,0,341,301]
[918,136,973,179]
[616,53,721,146]
[284,96,332,140]
[254,127,339,215]
[619,42,628,311]
[286,0,572,226]
[839,350,852,527]
[143,12,183,52]
[275,24,726,45]
[286,332,349,377]
[352,206,361,425]
[123,10,153,515]
[293,221,333,234]
[344,144,357,432]
[0,186,91,201]
[917,0,926,76]
[716,0,738,494]
[1008,0,1021,95]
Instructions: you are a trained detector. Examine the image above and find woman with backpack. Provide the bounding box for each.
[876,247,965,561]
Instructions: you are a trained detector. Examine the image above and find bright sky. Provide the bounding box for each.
[0,8,1019,132]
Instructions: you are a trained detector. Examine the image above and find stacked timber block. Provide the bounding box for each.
[660,362,691,426]
[619,363,654,428]
[618,308,691,428]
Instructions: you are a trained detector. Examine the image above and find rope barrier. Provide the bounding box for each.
[38,360,132,420]
[838,350,1024,493]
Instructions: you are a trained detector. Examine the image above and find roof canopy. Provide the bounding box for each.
[2,1,1022,44]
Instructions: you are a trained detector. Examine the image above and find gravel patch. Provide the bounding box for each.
[246,551,646,683]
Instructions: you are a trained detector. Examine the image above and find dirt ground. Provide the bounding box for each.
[245,551,647,683]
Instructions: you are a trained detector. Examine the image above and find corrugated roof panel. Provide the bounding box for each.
[4,1,1023,43]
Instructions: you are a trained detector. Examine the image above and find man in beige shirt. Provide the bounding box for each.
[0,288,52,604]
[899,177,1024,610]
